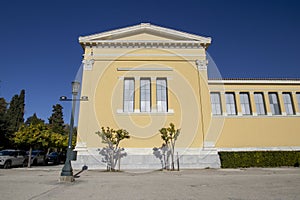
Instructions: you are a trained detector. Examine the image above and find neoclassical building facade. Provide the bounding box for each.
[73,23,300,169]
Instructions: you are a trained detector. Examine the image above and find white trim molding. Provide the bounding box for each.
[195,59,208,70]
[117,67,173,71]
[83,59,94,71]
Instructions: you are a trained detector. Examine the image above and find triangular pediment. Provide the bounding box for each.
[79,23,211,44]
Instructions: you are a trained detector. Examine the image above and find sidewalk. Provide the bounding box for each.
[1,166,300,200]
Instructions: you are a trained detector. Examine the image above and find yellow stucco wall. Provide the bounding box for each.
[209,83,300,148]
[77,39,209,149]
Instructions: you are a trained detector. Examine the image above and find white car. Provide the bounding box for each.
[0,149,28,169]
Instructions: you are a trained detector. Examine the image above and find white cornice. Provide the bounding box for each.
[79,23,211,49]
[208,79,300,85]
[81,40,205,49]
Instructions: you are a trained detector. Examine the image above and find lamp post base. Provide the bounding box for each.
[59,175,75,182]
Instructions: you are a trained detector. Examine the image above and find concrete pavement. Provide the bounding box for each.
[0,165,299,200]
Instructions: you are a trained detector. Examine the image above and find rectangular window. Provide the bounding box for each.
[123,78,135,112]
[269,92,281,115]
[156,78,168,112]
[140,78,151,112]
[240,92,252,115]
[225,92,237,115]
[254,93,266,115]
[210,92,222,115]
[282,92,295,115]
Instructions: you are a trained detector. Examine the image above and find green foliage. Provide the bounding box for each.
[219,151,300,168]
[48,104,65,134]
[25,113,45,125]
[6,90,25,134]
[14,123,68,151]
[0,97,8,149]
[96,127,130,148]
[96,127,130,171]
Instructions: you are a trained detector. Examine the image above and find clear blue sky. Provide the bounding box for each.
[1,0,299,123]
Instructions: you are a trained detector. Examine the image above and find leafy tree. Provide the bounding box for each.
[96,127,130,171]
[0,97,8,149]
[6,90,25,134]
[14,123,48,167]
[48,104,65,135]
[14,123,68,167]
[25,113,45,125]
[158,123,180,170]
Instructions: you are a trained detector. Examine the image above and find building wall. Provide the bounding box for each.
[208,82,300,149]
[77,39,210,150]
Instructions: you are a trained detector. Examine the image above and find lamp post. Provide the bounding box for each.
[60,81,81,182]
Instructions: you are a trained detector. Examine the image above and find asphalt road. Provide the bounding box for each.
[0,166,299,200]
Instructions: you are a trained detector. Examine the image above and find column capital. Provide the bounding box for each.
[195,59,208,70]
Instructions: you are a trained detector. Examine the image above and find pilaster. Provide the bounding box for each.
[278,92,286,116]
[249,92,257,116]
[235,92,242,116]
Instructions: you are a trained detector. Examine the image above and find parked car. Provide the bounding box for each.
[46,152,66,165]
[28,150,46,165]
[46,152,60,164]
[0,149,27,169]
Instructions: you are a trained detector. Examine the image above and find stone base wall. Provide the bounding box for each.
[72,148,221,170]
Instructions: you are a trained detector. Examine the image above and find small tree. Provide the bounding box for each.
[96,127,130,171]
[14,123,49,167]
[158,123,180,170]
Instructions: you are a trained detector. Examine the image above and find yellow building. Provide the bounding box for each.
[73,23,300,169]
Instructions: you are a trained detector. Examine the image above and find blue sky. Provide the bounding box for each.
[0,0,299,123]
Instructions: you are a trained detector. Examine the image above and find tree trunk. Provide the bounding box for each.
[171,142,175,170]
[27,146,32,168]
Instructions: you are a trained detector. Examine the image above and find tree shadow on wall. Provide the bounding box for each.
[98,147,127,171]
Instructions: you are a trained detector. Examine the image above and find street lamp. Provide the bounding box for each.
[60,81,87,182]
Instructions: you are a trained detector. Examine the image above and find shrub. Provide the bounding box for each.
[218,151,300,168]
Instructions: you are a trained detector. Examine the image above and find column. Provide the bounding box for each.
[151,77,156,112]
[134,77,140,112]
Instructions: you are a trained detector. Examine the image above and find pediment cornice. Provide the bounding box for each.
[79,23,211,49]
[81,40,207,49]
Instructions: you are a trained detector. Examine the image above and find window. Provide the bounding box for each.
[156,78,168,112]
[269,92,281,115]
[140,78,151,112]
[254,93,266,115]
[240,92,252,115]
[123,78,135,112]
[225,93,237,115]
[210,92,222,115]
[282,93,295,115]
[297,93,300,111]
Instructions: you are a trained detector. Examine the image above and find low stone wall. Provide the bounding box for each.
[72,148,221,170]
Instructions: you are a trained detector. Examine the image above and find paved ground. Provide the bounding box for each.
[0,165,299,200]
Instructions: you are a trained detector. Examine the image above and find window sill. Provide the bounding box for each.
[116,109,174,115]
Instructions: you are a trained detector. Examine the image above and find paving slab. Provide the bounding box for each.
[0,166,299,200]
